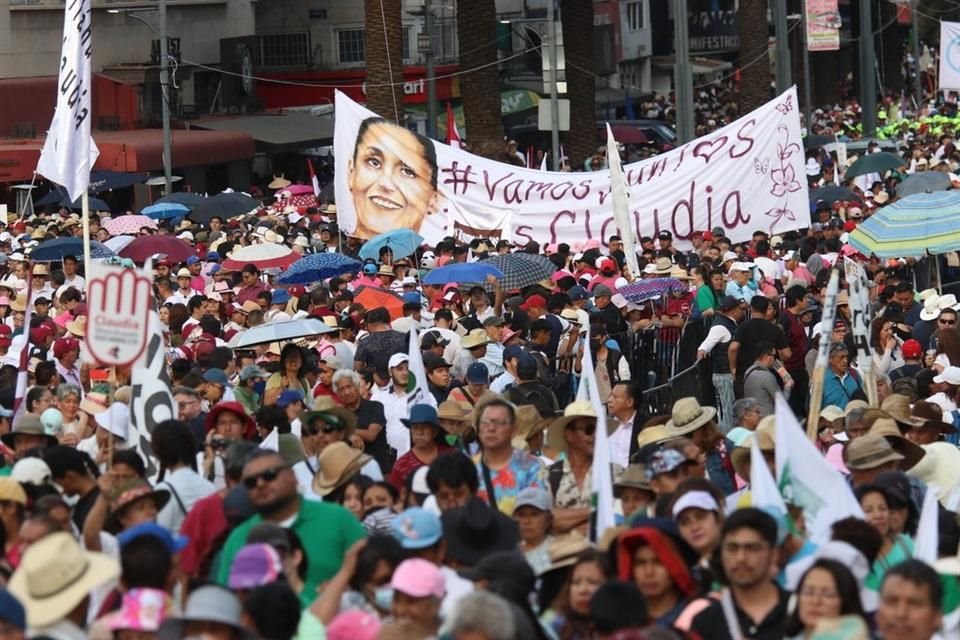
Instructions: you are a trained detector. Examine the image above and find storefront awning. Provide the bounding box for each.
[190,112,333,153]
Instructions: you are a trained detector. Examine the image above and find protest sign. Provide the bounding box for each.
[86,263,152,366]
[333,88,809,247]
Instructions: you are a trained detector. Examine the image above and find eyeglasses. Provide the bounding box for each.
[478,419,512,428]
[799,588,840,602]
[941,319,957,325]
[242,465,288,489]
[568,424,596,436]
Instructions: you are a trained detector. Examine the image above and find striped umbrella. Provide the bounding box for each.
[480,253,556,290]
[618,278,688,304]
[222,243,300,271]
[277,253,362,285]
[847,191,960,258]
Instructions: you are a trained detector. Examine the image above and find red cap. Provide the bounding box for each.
[843,220,857,233]
[53,337,80,360]
[0,325,12,337]
[702,231,714,241]
[519,294,547,311]
[288,285,307,298]
[902,339,923,359]
[598,258,617,274]
[29,326,53,345]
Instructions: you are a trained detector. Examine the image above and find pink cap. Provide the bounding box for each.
[584,239,601,250]
[550,269,574,283]
[390,558,445,599]
[327,610,381,640]
[0,297,10,306]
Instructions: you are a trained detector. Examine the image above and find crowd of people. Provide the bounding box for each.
[3,101,960,640]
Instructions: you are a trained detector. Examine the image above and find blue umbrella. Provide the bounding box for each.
[141,202,189,220]
[88,170,147,193]
[31,237,116,262]
[358,229,424,261]
[277,253,363,285]
[35,187,68,207]
[421,262,504,285]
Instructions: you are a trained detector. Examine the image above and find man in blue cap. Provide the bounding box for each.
[202,368,234,405]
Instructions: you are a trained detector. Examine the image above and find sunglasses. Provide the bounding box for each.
[306,424,342,436]
[941,319,957,325]
[568,424,597,436]
[242,465,288,489]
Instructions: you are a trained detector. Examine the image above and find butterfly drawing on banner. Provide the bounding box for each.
[754,158,769,175]
[776,95,794,114]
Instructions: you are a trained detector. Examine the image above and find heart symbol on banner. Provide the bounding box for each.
[693,136,729,164]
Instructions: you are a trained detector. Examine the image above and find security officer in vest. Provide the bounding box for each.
[696,295,747,433]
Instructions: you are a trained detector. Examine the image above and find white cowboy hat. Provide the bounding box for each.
[907,442,960,507]
[919,295,941,321]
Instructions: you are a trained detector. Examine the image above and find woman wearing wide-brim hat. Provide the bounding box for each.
[665,397,736,496]
[312,441,373,499]
[103,478,172,535]
[437,399,475,452]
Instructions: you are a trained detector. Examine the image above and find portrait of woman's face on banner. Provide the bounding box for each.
[344,117,442,239]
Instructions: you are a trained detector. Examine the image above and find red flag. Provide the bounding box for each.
[445,102,462,148]
[307,158,320,198]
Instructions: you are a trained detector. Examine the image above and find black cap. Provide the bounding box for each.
[719,295,741,312]
[423,352,452,372]
[658,230,673,240]
[421,331,450,349]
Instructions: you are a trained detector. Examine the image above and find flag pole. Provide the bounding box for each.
[806,269,841,441]
[81,191,92,281]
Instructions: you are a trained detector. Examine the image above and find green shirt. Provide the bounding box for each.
[233,386,260,416]
[217,498,366,609]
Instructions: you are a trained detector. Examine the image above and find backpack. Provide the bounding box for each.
[506,383,556,419]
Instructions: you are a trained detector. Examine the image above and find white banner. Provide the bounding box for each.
[333,88,809,247]
[940,22,960,91]
[37,0,100,201]
[130,311,176,478]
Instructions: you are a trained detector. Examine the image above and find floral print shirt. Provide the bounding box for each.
[473,449,549,515]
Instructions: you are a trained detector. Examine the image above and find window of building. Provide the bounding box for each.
[402,26,412,62]
[260,32,310,68]
[338,29,366,64]
[626,1,645,31]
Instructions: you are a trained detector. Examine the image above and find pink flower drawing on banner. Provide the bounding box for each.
[764,124,802,233]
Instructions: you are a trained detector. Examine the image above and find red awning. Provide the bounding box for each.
[0,129,255,183]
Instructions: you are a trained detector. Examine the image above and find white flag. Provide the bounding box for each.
[407,328,436,409]
[260,428,280,452]
[130,310,176,478]
[914,485,940,564]
[775,394,863,543]
[36,0,100,201]
[750,437,788,518]
[606,124,641,279]
[580,322,616,539]
[941,22,960,91]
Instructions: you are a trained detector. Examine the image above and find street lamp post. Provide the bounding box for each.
[419,0,437,139]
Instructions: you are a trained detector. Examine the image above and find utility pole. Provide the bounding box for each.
[547,0,560,170]
[801,4,813,130]
[673,0,694,143]
[159,0,173,195]
[859,0,876,138]
[772,0,792,94]
[424,0,437,139]
[911,0,922,108]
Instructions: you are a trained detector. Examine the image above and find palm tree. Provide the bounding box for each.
[737,0,770,112]
[561,0,595,170]
[457,0,505,158]
[364,0,404,121]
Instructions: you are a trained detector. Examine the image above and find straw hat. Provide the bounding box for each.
[460,329,492,350]
[8,532,118,628]
[906,442,960,506]
[437,401,473,435]
[879,394,925,431]
[268,176,291,190]
[614,464,652,493]
[104,479,171,534]
[510,404,548,451]
[9,297,25,313]
[65,315,86,337]
[636,424,670,448]
[730,426,776,473]
[538,532,593,576]
[546,401,597,452]
[868,417,925,469]
[377,264,395,278]
[312,442,372,497]
[1,415,57,449]
[653,257,673,274]
[664,397,717,437]
[843,433,904,470]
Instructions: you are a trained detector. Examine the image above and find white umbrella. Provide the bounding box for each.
[232,318,335,349]
[104,235,136,253]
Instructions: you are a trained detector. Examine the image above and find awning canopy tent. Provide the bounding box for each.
[190,112,334,153]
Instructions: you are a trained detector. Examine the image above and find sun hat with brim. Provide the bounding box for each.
[664,397,717,437]
[538,532,593,577]
[79,391,109,415]
[104,479,171,535]
[442,497,519,566]
[461,328,492,350]
[228,543,283,590]
[65,315,86,337]
[843,399,870,417]
[401,404,442,430]
[819,405,845,424]
[636,424,670,449]
[312,442,372,497]
[546,400,597,452]
[919,296,941,321]
[299,407,357,439]
[158,585,257,640]
[843,433,905,470]
[437,400,472,425]
[0,415,57,449]
[910,400,957,434]
[108,588,173,633]
[730,426,777,473]
[0,478,27,505]
[868,417,925,469]
[934,366,960,385]
[8,531,118,629]
[95,402,130,441]
[879,394,926,431]
[614,464,652,493]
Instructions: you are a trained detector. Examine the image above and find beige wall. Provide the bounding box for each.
[0,0,255,78]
